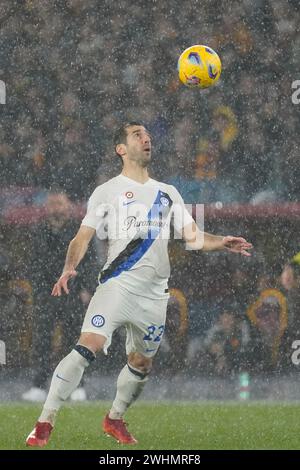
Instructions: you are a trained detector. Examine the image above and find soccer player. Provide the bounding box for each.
[26,122,252,447]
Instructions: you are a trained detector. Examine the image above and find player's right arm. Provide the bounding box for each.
[52,225,95,296]
[52,183,107,296]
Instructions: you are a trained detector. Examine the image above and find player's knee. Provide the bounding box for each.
[128,352,153,376]
[78,332,107,354]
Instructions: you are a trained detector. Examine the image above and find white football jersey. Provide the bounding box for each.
[81,174,194,299]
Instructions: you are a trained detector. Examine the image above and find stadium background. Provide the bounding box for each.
[1,0,300,406]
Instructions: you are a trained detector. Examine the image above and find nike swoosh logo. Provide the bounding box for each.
[123,200,136,206]
[56,374,70,382]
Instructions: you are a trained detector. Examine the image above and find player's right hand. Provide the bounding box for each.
[51,269,78,296]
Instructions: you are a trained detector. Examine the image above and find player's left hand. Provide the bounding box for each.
[51,269,78,296]
[222,236,253,257]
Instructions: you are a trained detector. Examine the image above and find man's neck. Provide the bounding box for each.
[121,166,149,184]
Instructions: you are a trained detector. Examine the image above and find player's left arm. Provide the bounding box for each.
[182,221,252,257]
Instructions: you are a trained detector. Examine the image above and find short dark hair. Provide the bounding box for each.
[113,121,144,157]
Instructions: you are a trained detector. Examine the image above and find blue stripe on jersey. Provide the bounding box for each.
[99,190,172,283]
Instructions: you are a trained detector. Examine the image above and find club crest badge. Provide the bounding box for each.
[91,315,105,328]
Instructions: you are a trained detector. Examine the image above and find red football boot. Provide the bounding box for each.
[26,421,53,447]
[102,414,137,444]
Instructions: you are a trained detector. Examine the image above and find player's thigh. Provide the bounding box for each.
[126,296,168,359]
[81,280,131,354]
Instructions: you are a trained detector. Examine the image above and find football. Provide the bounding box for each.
[178,45,222,88]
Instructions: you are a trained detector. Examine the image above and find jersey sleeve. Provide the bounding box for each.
[171,186,194,232]
[81,185,108,230]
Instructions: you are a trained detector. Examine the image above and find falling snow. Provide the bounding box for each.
[0,1,300,453]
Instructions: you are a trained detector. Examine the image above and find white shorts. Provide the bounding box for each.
[81,279,168,358]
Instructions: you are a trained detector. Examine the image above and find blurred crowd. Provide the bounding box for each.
[1,191,300,387]
[1,0,299,203]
